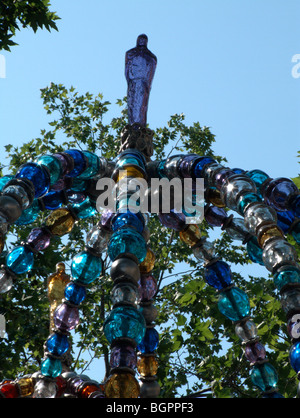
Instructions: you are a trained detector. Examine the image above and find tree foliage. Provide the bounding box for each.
[0,83,299,398]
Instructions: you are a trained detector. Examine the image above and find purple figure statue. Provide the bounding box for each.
[125,34,157,127]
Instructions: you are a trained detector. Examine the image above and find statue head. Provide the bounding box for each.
[136,34,148,47]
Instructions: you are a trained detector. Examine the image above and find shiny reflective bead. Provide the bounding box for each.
[0,267,14,293]
[245,169,269,197]
[15,162,50,198]
[287,315,300,339]
[192,239,216,264]
[290,194,300,217]
[45,208,75,236]
[220,175,257,211]
[6,245,34,274]
[110,343,137,369]
[105,372,140,398]
[179,224,201,246]
[64,282,86,305]
[205,205,227,227]
[54,302,80,331]
[257,224,284,248]
[104,306,146,345]
[41,356,62,378]
[64,149,87,177]
[237,192,262,215]
[137,327,159,353]
[235,319,258,342]
[27,227,52,252]
[36,154,62,185]
[0,382,19,398]
[15,199,40,225]
[111,282,138,305]
[276,210,295,233]
[218,287,250,321]
[263,177,299,211]
[139,248,155,274]
[72,197,97,219]
[110,257,140,283]
[280,288,300,315]
[71,250,102,285]
[139,303,158,324]
[246,236,264,265]
[115,165,146,182]
[108,228,147,263]
[193,156,216,179]
[158,210,186,231]
[139,379,160,398]
[78,150,100,179]
[2,184,31,210]
[46,333,69,356]
[42,190,65,210]
[262,239,298,272]
[86,224,110,255]
[213,168,236,191]
[225,217,249,241]
[244,202,277,235]
[244,341,266,364]
[112,211,144,234]
[138,274,157,301]
[206,187,226,207]
[204,260,232,290]
[18,377,34,397]
[250,363,278,392]
[0,195,22,223]
[137,355,159,377]
[32,379,57,398]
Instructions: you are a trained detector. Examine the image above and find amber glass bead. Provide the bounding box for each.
[139,248,156,274]
[206,187,226,207]
[104,372,140,398]
[47,263,71,330]
[18,377,34,397]
[80,384,100,398]
[116,165,146,182]
[45,208,75,236]
[137,355,159,377]
[257,224,285,248]
[179,224,201,246]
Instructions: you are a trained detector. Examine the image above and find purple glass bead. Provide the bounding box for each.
[50,176,73,192]
[138,274,157,301]
[158,210,186,231]
[205,205,227,227]
[53,302,80,331]
[53,152,74,176]
[244,341,266,364]
[110,343,137,369]
[214,168,236,191]
[264,177,299,211]
[100,209,114,231]
[27,227,51,252]
[178,155,199,178]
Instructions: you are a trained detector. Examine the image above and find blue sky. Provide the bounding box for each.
[0,0,299,388]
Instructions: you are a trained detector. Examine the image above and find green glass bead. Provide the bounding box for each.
[36,155,62,185]
[250,362,278,392]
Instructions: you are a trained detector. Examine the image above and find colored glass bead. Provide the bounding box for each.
[110,343,137,369]
[250,363,278,392]
[18,377,34,397]
[244,341,266,364]
[192,239,216,264]
[138,274,157,301]
[116,156,143,169]
[246,236,264,265]
[137,327,159,353]
[264,177,299,211]
[78,150,100,179]
[218,287,250,322]
[54,302,80,331]
[220,175,257,211]
[41,356,62,378]
[0,195,22,223]
[235,319,258,342]
[104,305,146,345]
[237,192,262,215]
[36,154,62,185]
[280,288,300,315]
[139,248,155,274]
[65,149,87,177]
[104,372,140,398]
[86,225,110,254]
[204,260,232,290]
[179,224,201,246]
[115,165,146,182]
[3,184,31,210]
[72,197,97,219]
[0,382,19,398]
[64,282,86,305]
[45,208,75,236]
[205,205,227,227]
[245,169,269,197]
[276,210,295,233]
[193,156,216,178]
[158,210,186,231]
[257,224,284,248]
[111,282,138,305]
[178,154,198,178]
[262,239,298,272]
[137,355,159,377]
[15,162,50,198]
[15,199,40,225]
[290,194,300,217]
[244,202,277,235]
[6,245,34,275]
[0,175,14,192]
[112,211,144,234]
[71,250,102,285]
[80,384,100,398]
[70,178,87,192]
[46,333,69,357]
[291,221,300,244]
[27,227,51,252]
[0,268,14,293]
[108,228,147,263]
[206,187,226,207]
[139,303,158,324]
[42,190,65,210]
[214,168,236,191]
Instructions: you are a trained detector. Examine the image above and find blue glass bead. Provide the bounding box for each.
[246,236,264,265]
[46,333,69,357]
[0,175,14,192]
[116,156,144,169]
[42,190,65,210]
[14,199,40,225]
[78,150,100,179]
[108,228,147,263]
[41,356,62,378]
[204,260,232,290]
[6,245,34,275]
[137,327,159,353]
[231,168,245,174]
[111,211,144,234]
[64,282,86,305]
[250,363,278,391]
[276,210,295,233]
[193,157,216,178]
[290,341,300,373]
[65,149,87,177]
[15,162,50,198]
[72,197,97,219]
[290,194,300,217]
[237,192,261,215]
[71,250,102,285]
[273,265,300,291]
[218,287,250,321]
[157,160,167,178]
[70,178,87,192]
[36,155,62,185]
[245,169,269,197]
[292,222,300,244]
[104,306,146,345]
